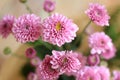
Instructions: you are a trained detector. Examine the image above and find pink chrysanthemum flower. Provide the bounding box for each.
[101,45,116,60]
[89,32,113,54]
[30,57,41,67]
[50,50,81,74]
[27,72,38,80]
[76,66,101,80]
[113,70,120,80]
[0,15,15,38]
[12,14,41,43]
[36,55,59,80]
[25,47,37,59]
[42,13,79,47]
[43,0,55,13]
[87,54,100,66]
[97,66,110,80]
[85,3,110,26]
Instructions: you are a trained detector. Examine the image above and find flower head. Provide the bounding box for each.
[89,32,113,54]
[76,66,101,80]
[51,50,81,74]
[113,70,120,80]
[43,0,55,13]
[12,14,41,43]
[85,3,110,26]
[30,57,41,67]
[25,47,36,59]
[87,54,100,66]
[27,72,37,80]
[36,55,59,80]
[101,45,116,60]
[0,15,15,38]
[42,13,79,46]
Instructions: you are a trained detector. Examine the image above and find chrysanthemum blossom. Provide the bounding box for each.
[96,66,110,80]
[27,72,38,80]
[87,54,100,66]
[36,55,59,80]
[85,3,110,26]
[30,57,41,67]
[42,13,79,47]
[43,0,55,13]
[50,50,81,74]
[101,45,116,60]
[89,32,113,54]
[0,15,15,38]
[113,70,120,80]
[25,47,36,59]
[12,14,41,43]
[76,66,101,80]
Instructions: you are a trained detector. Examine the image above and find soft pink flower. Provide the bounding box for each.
[36,55,59,80]
[76,66,101,80]
[12,14,41,43]
[87,54,100,66]
[51,50,81,74]
[30,57,41,67]
[64,52,86,77]
[96,66,110,80]
[85,3,110,26]
[0,15,15,38]
[27,72,38,80]
[113,70,120,80]
[25,47,36,59]
[89,32,113,54]
[101,45,116,60]
[43,0,55,13]
[42,13,79,47]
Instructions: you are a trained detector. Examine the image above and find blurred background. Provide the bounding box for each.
[0,0,120,80]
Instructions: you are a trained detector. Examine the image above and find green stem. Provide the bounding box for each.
[25,3,33,13]
[74,20,92,45]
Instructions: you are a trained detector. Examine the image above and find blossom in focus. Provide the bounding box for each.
[12,14,41,43]
[113,70,120,80]
[101,45,116,60]
[76,66,101,80]
[0,15,15,38]
[87,54,100,66]
[85,3,110,26]
[50,50,81,74]
[25,47,36,59]
[43,0,55,13]
[36,55,59,80]
[27,72,37,80]
[42,13,79,47]
[89,32,113,54]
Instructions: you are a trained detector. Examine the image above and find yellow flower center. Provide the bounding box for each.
[55,22,61,31]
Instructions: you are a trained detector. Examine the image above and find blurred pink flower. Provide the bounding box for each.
[87,54,100,66]
[12,14,41,43]
[25,47,36,59]
[101,45,116,60]
[85,3,110,26]
[27,72,37,80]
[51,50,81,74]
[113,70,120,80]
[43,0,55,13]
[0,15,15,38]
[76,66,101,80]
[97,66,110,80]
[89,32,113,54]
[30,57,41,67]
[36,55,59,80]
[42,13,79,47]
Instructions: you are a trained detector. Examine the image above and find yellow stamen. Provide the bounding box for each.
[56,22,61,31]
